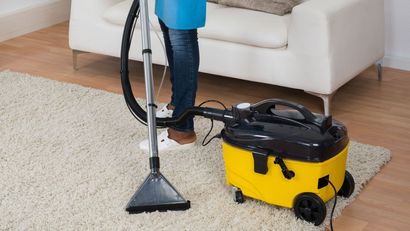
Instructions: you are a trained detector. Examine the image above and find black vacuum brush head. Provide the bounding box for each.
[126,172,190,214]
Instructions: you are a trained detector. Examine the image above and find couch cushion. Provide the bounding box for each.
[103,0,290,49]
[103,0,225,31]
[201,7,290,49]
[102,0,160,30]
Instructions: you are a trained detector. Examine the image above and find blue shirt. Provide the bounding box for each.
[155,0,206,30]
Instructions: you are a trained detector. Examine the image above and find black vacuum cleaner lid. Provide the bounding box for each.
[221,112,349,163]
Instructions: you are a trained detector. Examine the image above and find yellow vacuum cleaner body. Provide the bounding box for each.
[222,142,348,208]
[220,100,355,225]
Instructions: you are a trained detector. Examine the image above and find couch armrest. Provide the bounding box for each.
[288,0,384,89]
[289,0,384,55]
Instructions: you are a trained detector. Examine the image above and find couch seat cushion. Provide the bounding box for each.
[103,0,290,49]
[102,0,159,30]
[201,7,290,49]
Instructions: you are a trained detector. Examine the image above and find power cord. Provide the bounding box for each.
[149,20,169,101]
[128,13,228,145]
[327,179,337,231]
[198,100,227,146]
[198,99,228,110]
[201,119,220,146]
[125,11,169,125]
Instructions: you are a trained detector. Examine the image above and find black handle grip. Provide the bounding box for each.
[252,99,316,122]
[251,99,332,132]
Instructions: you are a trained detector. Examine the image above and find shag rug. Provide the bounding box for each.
[0,71,391,230]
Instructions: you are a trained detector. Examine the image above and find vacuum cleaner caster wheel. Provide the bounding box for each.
[232,187,244,203]
[337,170,355,198]
[294,193,327,226]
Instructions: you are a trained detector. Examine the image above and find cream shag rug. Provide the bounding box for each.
[0,71,391,230]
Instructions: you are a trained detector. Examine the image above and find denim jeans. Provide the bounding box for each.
[159,19,199,132]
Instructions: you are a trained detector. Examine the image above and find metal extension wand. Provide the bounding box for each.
[123,0,191,213]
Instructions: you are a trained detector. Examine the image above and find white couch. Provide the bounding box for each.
[69,0,385,115]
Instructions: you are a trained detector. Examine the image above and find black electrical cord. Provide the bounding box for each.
[201,119,216,146]
[198,99,228,110]
[121,0,195,127]
[198,100,227,146]
[327,179,337,231]
[121,0,236,129]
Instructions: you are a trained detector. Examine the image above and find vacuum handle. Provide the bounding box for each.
[252,99,332,132]
[252,99,316,122]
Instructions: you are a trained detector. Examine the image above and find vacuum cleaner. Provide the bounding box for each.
[120,0,355,226]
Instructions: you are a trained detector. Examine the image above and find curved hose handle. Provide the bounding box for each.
[251,99,332,132]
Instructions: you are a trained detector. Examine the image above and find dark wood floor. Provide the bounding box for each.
[1,22,409,230]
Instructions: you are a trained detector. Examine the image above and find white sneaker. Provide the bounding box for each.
[156,104,173,118]
[139,130,195,152]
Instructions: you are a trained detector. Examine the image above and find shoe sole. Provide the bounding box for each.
[139,142,195,152]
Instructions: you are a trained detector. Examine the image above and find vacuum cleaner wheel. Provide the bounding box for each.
[337,170,355,198]
[294,193,327,226]
[232,187,245,203]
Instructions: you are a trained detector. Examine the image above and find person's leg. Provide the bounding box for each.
[167,27,199,141]
[158,20,176,106]
[139,20,198,151]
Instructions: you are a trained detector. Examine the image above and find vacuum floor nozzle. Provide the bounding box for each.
[126,172,190,214]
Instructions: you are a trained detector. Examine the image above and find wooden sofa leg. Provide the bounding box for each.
[305,91,335,116]
[376,59,383,81]
[72,50,88,70]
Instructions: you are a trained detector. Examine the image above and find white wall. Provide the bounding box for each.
[384,0,410,71]
[0,0,71,42]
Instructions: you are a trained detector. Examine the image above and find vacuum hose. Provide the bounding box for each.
[120,0,233,127]
[119,0,329,132]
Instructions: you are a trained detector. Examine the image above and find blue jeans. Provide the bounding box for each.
[159,19,199,132]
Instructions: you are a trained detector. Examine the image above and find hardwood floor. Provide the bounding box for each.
[1,22,409,231]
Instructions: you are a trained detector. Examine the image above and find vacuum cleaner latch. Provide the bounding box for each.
[251,152,296,179]
[274,156,295,180]
[252,151,269,174]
